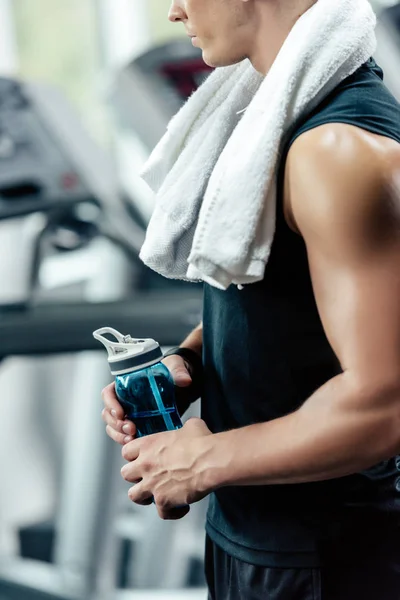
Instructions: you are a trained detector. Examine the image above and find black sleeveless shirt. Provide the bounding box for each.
[201,59,400,568]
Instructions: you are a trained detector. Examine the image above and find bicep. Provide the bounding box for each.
[306,214,400,388]
[287,127,400,391]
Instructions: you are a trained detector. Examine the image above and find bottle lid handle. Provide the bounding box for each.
[93,327,135,358]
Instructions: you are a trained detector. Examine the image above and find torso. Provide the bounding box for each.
[202,57,400,568]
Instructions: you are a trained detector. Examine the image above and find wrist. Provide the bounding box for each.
[199,431,234,493]
[180,323,203,358]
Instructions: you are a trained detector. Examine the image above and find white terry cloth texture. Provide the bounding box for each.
[139,0,377,290]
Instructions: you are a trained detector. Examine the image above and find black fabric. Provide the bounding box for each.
[205,535,320,600]
[205,535,400,600]
[201,58,400,568]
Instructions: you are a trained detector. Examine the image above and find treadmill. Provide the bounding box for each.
[0,75,203,360]
[0,40,208,600]
[113,38,213,154]
[375,2,400,100]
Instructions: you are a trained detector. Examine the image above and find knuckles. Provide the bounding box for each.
[154,493,169,510]
[121,468,135,483]
[101,384,111,400]
[121,444,131,460]
[128,488,137,502]
[141,458,153,474]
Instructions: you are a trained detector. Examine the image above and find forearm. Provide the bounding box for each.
[204,372,400,490]
[181,322,203,356]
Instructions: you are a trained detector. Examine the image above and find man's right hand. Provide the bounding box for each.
[101,354,193,445]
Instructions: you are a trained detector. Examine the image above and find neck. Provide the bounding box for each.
[249,0,316,75]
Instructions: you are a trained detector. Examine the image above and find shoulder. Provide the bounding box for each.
[283,123,400,241]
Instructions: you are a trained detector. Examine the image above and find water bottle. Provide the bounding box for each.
[93,327,182,437]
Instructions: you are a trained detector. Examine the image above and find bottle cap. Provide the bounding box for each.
[93,327,163,376]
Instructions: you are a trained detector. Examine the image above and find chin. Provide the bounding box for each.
[202,49,246,68]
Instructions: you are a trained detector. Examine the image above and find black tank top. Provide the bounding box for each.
[202,58,400,568]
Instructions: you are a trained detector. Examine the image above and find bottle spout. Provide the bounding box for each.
[93,327,134,359]
[93,328,160,370]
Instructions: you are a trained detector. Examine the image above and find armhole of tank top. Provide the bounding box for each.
[276,134,306,237]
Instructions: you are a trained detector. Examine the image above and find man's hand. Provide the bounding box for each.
[120,418,213,520]
[101,354,193,445]
[162,354,196,416]
[102,382,136,445]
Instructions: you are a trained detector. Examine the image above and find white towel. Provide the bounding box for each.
[139,0,377,290]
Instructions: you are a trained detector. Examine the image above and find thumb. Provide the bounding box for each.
[163,355,193,388]
[171,366,192,387]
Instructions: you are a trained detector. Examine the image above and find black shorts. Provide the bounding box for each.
[204,535,400,600]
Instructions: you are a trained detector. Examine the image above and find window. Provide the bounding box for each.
[12,0,109,147]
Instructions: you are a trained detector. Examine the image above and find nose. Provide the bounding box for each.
[168,1,187,23]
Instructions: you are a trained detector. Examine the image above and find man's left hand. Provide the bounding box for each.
[121,418,214,520]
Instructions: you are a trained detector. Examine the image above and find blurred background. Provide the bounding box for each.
[0,1,398,599]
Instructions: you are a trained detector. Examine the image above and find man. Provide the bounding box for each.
[102,0,400,598]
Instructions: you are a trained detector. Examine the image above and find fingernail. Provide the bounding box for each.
[122,424,131,434]
[111,410,117,417]
[124,436,132,444]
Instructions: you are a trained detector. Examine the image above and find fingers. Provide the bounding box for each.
[102,408,136,437]
[121,455,141,482]
[121,439,141,462]
[102,382,125,419]
[105,423,133,446]
[127,487,153,507]
[128,484,190,520]
[101,382,136,445]
[128,481,152,505]
[156,505,190,520]
[162,355,192,388]
[102,408,136,445]
[139,496,153,506]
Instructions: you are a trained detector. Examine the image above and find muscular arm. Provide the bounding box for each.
[202,124,400,490]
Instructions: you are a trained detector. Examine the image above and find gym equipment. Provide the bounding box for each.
[0,72,202,600]
[375,3,400,99]
[113,39,213,153]
[0,74,202,354]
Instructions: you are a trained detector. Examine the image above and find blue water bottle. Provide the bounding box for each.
[93,327,183,437]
